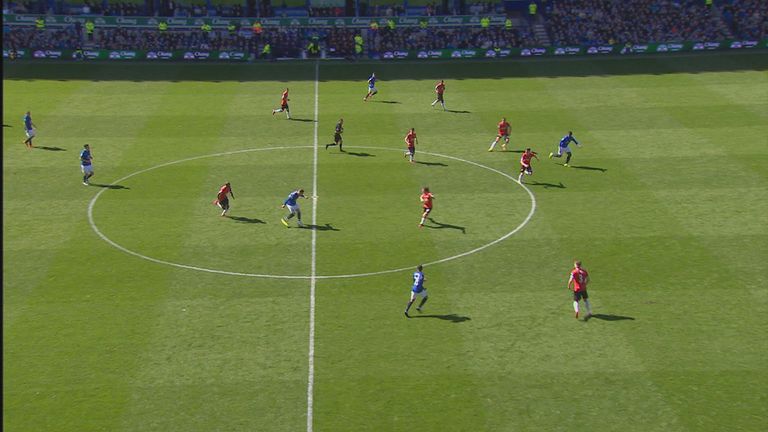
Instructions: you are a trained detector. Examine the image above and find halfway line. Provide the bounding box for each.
[307,60,319,432]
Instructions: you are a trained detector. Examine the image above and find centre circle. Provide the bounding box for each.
[88,146,536,279]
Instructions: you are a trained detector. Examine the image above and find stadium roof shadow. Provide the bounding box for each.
[3,51,766,82]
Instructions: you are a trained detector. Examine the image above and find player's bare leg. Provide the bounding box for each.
[573,300,580,319]
[416,295,428,312]
[518,171,525,183]
[419,210,429,227]
[501,137,509,151]
[488,137,499,152]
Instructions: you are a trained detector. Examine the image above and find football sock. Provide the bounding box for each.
[405,300,414,313]
[489,141,496,150]
[518,173,524,182]
[418,297,428,308]
[83,175,88,182]
[573,301,579,313]
[419,217,426,225]
[584,300,592,314]
[441,102,445,109]
[286,213,295,220]
[566,153,572,164]
[431,100,437,106]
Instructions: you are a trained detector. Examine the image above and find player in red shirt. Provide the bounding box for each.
[518,147,539,183]
[568,260,592,319]
[213,182,235,217]
[488,117,511,152]
[271,88,291,119]
[403,128,418,163]
[418,187,434,228]
[431,79,446,110]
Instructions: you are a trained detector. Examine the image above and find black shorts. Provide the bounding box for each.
[573,290,588,301]
[436,93,444,102]
[334,133,342,143]
[422,207,432,215]
[407,147,415,155]
[520,165,532,175]
[219,198,230,210]
[281,103,289,110]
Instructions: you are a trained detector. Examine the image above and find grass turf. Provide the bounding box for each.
[3,52,768,431]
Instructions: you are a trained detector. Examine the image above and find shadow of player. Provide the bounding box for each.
[411,314,471,323]
[424,218,466,234]
[228,216,266,224]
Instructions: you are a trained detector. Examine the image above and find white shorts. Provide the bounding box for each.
[368,86,377,93]
[81,165,93,174]
[410,289,428,300]
[557,145,571,155]
[286,204,300,214]
[25,129,36,138]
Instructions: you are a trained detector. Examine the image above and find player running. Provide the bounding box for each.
[79,144,94,185]
[568,260,593,319]
[549,131,581,166]
[23,111,36,149]
[363,73,378,101]
[488,117,511,152]
[404,127,418,163]
[213,182,235,217]
[518,148,539,183]
[272,88,291,119]
[404,264,428,318]
[281,188,308,228]
[431,79,446,110]
[325,118,344,151]
[418,186,434,228]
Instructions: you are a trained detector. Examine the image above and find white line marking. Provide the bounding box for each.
[88,146,535,279]
[307,60,319,432]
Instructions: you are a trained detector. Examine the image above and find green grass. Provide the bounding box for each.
[4,52,768,431]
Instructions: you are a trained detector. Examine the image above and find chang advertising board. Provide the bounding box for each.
[520,47,545,56]
[146,51,173,59]
[32,50,62,59]
[3,49,27,58]
[218,51,246,60]
[554,46,581,55]
[183,51,211,60]
[108,50,136,59]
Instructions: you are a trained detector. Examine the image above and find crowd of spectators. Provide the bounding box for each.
[371,25,538,52]
[544,0,735,46]
[308,5,345,17]
[466,2,500,16]
[721,0,767,39]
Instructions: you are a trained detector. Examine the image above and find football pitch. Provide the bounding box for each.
[3,52,768,431]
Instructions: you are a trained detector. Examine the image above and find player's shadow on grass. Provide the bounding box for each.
[35,146,67,151]
[415,161,448,167]
[528,181,566,189]
[90,183,130,190]
[570,165,607,172]
[412,314,471,323]
[305,223,340,231]
[2,124,12,127]
[345,151,375,157]
[587,314,635,321]
[425,218,466,234]
[289,118,316,123]
[228,216,266,224]
[371,100,401,104]
[445,109,471,114]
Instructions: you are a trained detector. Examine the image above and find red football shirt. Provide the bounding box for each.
[217,184,231,201]
[405,132,416,147]
[520,151,537,166]
[435,82,445,94]
[421,192,434,209]
[280,90,289,105]
[498,121,510,135]
[571,268,589,292]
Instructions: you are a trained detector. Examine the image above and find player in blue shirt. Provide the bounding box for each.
[280,188,308,228]
[23,111,36,149]
[404,264,428,318]
[548,131,582,167]
[363,73,378,102]
[80,144,94,185]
